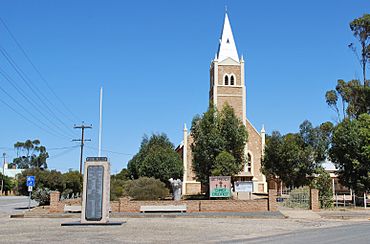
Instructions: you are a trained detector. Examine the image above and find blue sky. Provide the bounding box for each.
[0,1,369,174]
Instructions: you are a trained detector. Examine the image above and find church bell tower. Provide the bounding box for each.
[209,13,246,125]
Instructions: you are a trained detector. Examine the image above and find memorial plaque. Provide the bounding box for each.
[85,165,104,221]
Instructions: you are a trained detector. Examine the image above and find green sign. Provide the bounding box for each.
[210,188,231,197]
[209,176,231,198]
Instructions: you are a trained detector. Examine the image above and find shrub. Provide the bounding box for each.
[310,169,333,209]
[32,187,51,206]
[126,177,169,200]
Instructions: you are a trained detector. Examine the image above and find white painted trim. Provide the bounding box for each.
[218,85,243,88]
[241,59,246,125]
[213,61,218,106]
[182,126,188,195]
[217,94,243,97]
[185,181,201,184]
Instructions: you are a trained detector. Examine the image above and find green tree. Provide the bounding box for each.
[326,14,370,120]
[262,121,332,188]
[191,104,248,190]
[325,79,370,120]
[0,172,15,194]
[13,139,49,169]
[110,168,130,201]
[329,114,370,194]
[17,168,65,196]
[212,151,238,176]
[127,134,183,184]
[62,170,82,197]
[125,177,169,200]
[349,14,370,85]
[310,168,333,208]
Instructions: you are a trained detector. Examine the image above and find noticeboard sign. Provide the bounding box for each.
[209,176,231,198]
[234,181,253,192]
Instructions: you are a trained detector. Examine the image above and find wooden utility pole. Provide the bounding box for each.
[1,153,5,194]
[73,122,92,174]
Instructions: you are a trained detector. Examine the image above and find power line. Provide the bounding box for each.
[0,95,68,139]
[48,145,81,151]
[0,66,76,139]
[0,47,77,138]
[48,145,80,160]
[0,17,80,122]
[85,145,133,156]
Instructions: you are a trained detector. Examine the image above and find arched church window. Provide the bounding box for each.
[246,153,252,173]
[230,75,235,85]
[224,75,229,85]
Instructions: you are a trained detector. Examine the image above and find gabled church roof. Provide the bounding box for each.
[217,13,239,63]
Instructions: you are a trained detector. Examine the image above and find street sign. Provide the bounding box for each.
[28,186,33,192]
[26,176,35,187]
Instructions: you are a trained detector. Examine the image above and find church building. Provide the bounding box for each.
[179,12,267,195]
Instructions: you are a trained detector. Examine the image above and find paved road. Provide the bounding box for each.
[241,222,370,244]
[0,196,38,216]
[0,216,367,243]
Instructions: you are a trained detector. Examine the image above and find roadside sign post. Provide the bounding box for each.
[26,176,35,211]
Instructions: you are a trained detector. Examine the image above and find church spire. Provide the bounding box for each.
[217,12,239,62]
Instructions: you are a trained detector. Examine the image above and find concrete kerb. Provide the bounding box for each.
[13,211,285,219]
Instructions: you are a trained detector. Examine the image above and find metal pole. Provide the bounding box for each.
[98,87,103,157]
[336,194,338,208]
[28,191,31,211]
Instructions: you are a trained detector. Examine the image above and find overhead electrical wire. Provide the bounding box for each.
[0,17,80,123]
[0,95,69,139]
[0,66,76,139]
[47,145,80,160]
[0,47,77,138]
[85,145,133,156]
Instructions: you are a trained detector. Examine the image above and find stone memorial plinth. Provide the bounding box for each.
[81,157,111,224]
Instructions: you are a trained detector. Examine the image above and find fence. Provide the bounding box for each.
[277,187,310,209]
[334,193,369,208]
[60,192,81,201]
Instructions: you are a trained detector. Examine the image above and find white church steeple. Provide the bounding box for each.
[217,13,239,63]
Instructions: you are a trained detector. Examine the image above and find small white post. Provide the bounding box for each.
[364,192,367,209]
[353,192,356,207]
[344,194,346,207]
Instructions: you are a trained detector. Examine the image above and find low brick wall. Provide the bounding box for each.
[49,191,82,213]
[114,197,269,213]
[49,189,278,213]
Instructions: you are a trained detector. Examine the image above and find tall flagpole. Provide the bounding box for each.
[98,87,103,157]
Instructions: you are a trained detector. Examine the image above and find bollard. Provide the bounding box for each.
[353,194,356,208]
[364,192,367,209]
